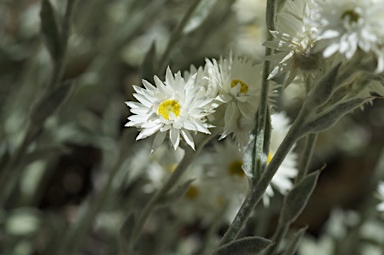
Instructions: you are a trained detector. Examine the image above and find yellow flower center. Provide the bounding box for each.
[167,163,177,173]
[158,99,181,120]
[267,152,273,164]
[231,79,249,94]
[228,159,245,177]
[185,185,199,200]
[341,10,360,23]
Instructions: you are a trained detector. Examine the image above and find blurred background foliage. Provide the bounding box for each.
[1,0,384,254]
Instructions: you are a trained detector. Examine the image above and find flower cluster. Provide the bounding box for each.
[264,0,384,86]
[126,54,276,152]
[143,112,298,225]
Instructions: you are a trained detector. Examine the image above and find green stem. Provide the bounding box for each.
[219,103,308,245]
[48,0,77,89]
[253,0,276,178]
[295,133,318,183]
[125,130,218,254]
[157,0,203,74]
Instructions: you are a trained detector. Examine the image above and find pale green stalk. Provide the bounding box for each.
[0,0,76,206]
[157,0,203,74]
[219,0,278,245]
[125,129,219,254]
[219,101,309,245]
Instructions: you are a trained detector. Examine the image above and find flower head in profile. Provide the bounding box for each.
[125,67,214,152]
[263,0,319,86]
[205,54,275,148]
[308,0,384,72]
[263,112,298,206]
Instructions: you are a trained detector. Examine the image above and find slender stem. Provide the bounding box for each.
[219,104,308,245]
[295,133,318,183]
[157,0,203,74]
[48,0,76,89]
[253,0,276,177]
[125,130,218,254]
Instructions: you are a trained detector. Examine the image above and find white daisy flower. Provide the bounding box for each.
[205,139,249,223]
[376,181,384,211]
[308,0,384,72]
[205,54,267,148]
[263,0,319,86]
[125,67,215,152]
[263,112,298,206]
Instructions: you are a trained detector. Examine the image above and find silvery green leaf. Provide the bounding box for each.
[243,134,256,178]
[281,171,320,224]
[276,0,288,12]
[140,42,157,81]
[30,81,72,125]
[158,179,195,206]
[183,0,218,34]
[211,236,273,255]
[40,0,62,62]
[23,145,71,165]
[281,226,308,255]
[303,97,370,134]
[5,208,41,236]
[120,211,136,243]
[306,63,342,110]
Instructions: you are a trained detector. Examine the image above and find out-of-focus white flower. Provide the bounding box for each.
[376,181,384,211]
[263,0,318,86]
[125,67,215,152]
[308,0,384,72]
[206,139,249,223]
[206,54,271,148]
[233,0,266,59]
[263,112,298,206]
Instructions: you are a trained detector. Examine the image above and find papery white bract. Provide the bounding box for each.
[125,67,215,152]
[308,0,384,72]
[263,0,318,86]
[205,54,264,148]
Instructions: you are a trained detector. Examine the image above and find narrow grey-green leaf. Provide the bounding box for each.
[281,171,320,224]
[158,179,195,206]
[183,0,218,34]
[120,211,136,244]
[306,63,342,110]
[243,134,256,178]
[23,146,71,165]
[40,0,62,61]
[30,82,72,125]
[212,236,273,255]
[281,226,308,255]
[140,42,157,81]
[303,97,371,134]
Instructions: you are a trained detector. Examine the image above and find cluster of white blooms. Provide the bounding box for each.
[126,54,276,152]
[142,113,298,224]
[264,0,384,86]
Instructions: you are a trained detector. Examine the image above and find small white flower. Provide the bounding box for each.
[308,0,384,72]
[206,54,269,148]
[263,0,318,85]
[263,112,298,206]
[376,181,384,211]
[125,67,215,152]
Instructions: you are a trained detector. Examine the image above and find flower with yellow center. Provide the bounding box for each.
[125,66,215,152]
[205,54,276,148]
[308,0,384,72]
